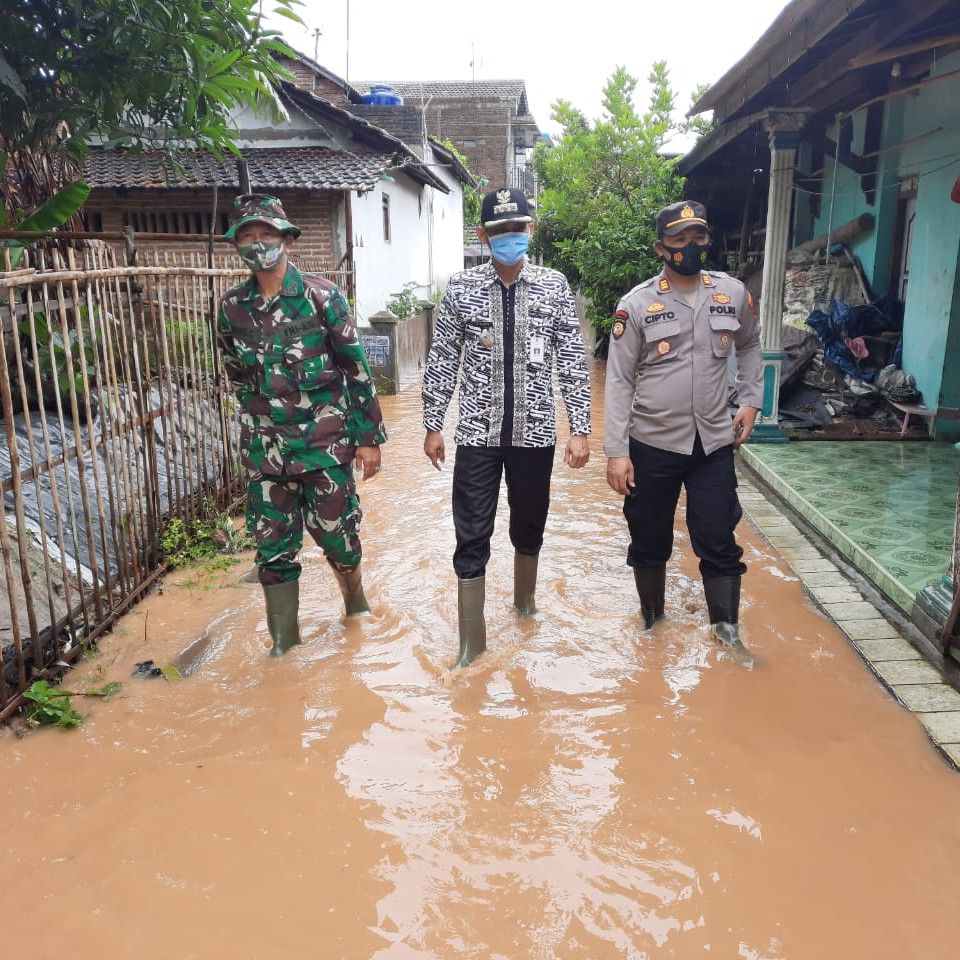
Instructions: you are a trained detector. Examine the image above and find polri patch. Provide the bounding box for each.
[612,319,626,340]
[657,340,671,355]
[719,332,731,349]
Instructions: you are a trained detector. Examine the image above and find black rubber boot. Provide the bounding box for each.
[703,575,754,665]
[513,551,539,615]
[331,561,370,616]
[633,565,666,629]
[455,576,487,668]
[263,579,301,657]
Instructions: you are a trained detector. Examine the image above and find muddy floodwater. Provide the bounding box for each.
[3,363,960,959]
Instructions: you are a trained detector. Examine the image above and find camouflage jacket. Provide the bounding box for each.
[216,261,386,476]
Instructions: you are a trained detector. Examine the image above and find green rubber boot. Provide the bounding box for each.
[455,575,487,668]
[263,579,301,657]
[633,565,666,630]
[331,561,370,616]
[513,551,539,615]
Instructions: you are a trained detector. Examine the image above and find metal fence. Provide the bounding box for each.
[0,240,355,718]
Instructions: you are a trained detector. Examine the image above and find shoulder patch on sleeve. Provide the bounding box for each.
[611,310,628,340]
[327,290,351,320]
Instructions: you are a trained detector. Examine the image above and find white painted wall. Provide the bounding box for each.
[352,177,430,326]
[428,148,466,297]
[352,149,465,326]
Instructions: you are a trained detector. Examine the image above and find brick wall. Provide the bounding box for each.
[424,100,514,188]
[278,57,355,110]
[84,189,339,265]
[352,105,425,148]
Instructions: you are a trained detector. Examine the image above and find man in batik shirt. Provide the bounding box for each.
[422,187,591,668]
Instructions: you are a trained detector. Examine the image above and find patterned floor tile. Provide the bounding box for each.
[741,441,956,617]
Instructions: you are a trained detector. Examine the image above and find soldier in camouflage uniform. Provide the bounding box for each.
[217,195,387,656]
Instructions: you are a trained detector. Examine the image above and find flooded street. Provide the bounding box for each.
[3,361,960,960]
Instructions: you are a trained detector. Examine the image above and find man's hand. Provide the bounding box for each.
[732,406,760,447]
[606,456,634,496]
[424,430,445,471]
[355,445,381,480]
[564,435,590,469]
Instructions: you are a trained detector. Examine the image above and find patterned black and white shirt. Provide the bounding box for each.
[422,260,591,447]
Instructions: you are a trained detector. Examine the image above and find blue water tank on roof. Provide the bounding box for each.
[361,84,403,106]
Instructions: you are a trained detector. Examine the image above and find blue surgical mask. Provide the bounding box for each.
[488,232,530,266]
[237,239,285,272]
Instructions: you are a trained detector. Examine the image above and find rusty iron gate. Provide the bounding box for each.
[0,242,252,719]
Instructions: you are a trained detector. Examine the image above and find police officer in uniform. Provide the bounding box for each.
[217,195,387,656]
[603,200,762,660]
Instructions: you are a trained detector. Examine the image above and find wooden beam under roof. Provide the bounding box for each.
[690,0,875,121]
[849,29,960,68]
[782,0,956,111]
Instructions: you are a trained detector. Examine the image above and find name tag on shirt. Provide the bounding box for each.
[530,336,545,363]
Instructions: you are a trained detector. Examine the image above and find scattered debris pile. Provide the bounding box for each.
[774,253,924,439]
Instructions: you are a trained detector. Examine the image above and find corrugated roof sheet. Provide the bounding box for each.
[83,147,393,192]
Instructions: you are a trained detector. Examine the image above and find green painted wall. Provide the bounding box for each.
[809,49,960,426]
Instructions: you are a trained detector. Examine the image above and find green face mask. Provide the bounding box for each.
[237,239,284,272]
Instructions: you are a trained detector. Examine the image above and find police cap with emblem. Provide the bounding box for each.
[481,187,533,228]
[655,200,709,238]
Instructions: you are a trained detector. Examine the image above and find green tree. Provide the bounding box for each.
[0,0,302,231]
[440,138,482,228]
[532,63,684,338]
[680,82,715,141]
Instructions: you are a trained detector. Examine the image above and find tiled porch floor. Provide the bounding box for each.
[736,475,960,769]
[739,440,957,615]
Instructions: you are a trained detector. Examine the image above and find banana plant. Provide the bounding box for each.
[0,149,91,269]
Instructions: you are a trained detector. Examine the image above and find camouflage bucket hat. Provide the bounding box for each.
[223,193,301,239]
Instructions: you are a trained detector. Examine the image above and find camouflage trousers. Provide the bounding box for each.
[247,465,362,585]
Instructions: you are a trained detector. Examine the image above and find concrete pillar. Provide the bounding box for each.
[751,110,809,443]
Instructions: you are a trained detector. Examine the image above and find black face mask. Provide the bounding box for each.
[661,241,709,276]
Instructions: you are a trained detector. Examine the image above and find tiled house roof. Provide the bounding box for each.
[357,80,532,117]
[82,146,395,192]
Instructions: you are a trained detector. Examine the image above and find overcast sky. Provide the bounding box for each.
[264,0,791,143]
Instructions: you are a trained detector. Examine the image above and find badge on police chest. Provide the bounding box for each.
[657,340,671,355]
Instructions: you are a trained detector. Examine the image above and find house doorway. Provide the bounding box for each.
[891,176,917,302]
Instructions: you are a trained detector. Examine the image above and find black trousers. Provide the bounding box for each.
[624,435,746,581]
[452,445,555,579]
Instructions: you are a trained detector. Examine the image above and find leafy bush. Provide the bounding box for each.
[386,283,422,320]
[160,499,252,568]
